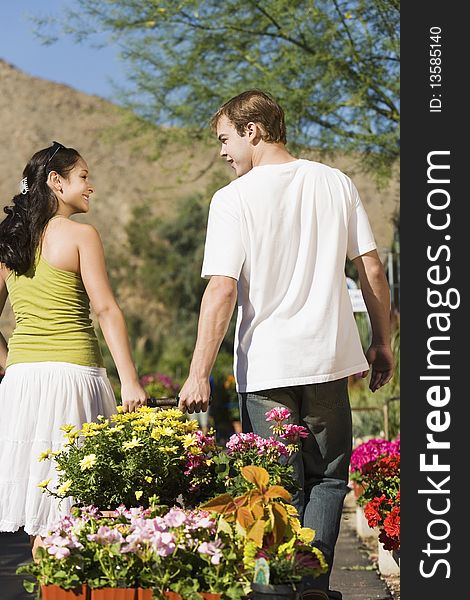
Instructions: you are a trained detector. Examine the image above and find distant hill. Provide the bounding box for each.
[0,59,398,336]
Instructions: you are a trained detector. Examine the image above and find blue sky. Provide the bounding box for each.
[0,0,127,102]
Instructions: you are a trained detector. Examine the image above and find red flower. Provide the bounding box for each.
[383,505,400,540]
[364,495,390,528]
[379,528,400,551]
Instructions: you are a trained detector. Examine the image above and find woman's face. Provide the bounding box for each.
[60,157,94,214]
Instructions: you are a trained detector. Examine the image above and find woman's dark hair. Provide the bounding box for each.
[0,143,81,275]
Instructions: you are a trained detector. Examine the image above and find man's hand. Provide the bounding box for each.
[362,343,394,392]
[178,376,211,414]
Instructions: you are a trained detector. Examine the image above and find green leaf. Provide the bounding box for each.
[23,580,35,593]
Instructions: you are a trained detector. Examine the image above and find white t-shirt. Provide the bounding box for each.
[201,159,377,393]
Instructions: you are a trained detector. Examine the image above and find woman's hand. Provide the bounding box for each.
[120,380,148,412]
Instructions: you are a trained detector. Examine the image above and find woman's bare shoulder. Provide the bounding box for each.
[0,263,9,282]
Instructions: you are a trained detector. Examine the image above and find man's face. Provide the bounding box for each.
[216,115,253,177]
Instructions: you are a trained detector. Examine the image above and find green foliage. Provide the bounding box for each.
[17,545,84,595]
[202,465,328,584]
[17,505,249,597]
[102,180,240,431]
[42,408,219,509]
[45,0,399,180]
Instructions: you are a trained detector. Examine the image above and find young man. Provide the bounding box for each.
[178,90,394,599]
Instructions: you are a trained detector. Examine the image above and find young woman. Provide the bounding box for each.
[0,142,147,547]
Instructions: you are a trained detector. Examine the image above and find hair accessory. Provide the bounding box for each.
[20,177,29,195]
[44,141,66,171]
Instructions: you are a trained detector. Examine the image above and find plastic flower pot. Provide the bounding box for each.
[201,594,222,600]
[162,593,183,600]
[41,584,88,599]
[251,583,297,600]
[91,589,151,600]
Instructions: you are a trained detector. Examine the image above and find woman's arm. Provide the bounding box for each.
[0,268,9,369]
[76,225,147,411]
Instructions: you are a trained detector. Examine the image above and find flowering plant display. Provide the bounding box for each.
[202,465,327,587]
[349,437,400,480]
[350,438,400,551]
[18,504,248,598]
[140,372,180,399]
[41,407,219,509]
[214,407,307,498]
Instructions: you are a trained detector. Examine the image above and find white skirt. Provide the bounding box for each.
[0,361,117,536]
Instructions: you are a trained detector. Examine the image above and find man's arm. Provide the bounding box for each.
[353,249,394,392]
[178,275,237,413]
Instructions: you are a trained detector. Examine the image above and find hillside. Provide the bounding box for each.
[0,59,399,337]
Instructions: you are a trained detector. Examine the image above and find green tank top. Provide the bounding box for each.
[6,254,104,368]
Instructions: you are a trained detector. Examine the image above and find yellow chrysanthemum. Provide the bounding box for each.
[151,428,162,441]
[60,423,75,433]
[57,480,73,496]
[37,478,52,489]
[38,449,52,462]
[189,445,202,456]
[135,490,144,501]
[79,454,97,471]
[181,434,197,449]
[184,420,199,432]
[123,437,143,450]
[145,476,153,483]
[161,445,178,454]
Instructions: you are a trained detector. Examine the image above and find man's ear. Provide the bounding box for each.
[245,121,263,143]
[47,171,63,194]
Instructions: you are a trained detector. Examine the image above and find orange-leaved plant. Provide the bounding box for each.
[201,466,327,585]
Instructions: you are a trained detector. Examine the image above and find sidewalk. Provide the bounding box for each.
[1,493,395,600]
[330,492,395,600]
[0,531,34,599]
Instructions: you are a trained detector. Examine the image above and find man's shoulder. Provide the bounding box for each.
[300,158,350,180]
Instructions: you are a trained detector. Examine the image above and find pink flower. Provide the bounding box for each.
[87,525,124,545]
[164,508,187,528]
[262,437,289,458]
[47,545,71,559]
[153,531,176,556]
[198,539,224,564]
[350,438,400,473]
[265,407,291,422]
[279,424,309,442]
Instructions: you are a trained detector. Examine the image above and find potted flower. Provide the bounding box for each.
[41,407,219,510]
[18,505,155,600]
[201,465,327,599]
[18,503,248,600]
[349,437,400,499]
[17,530,88,600]
[213,407,307,499]
[359,454,400,551]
